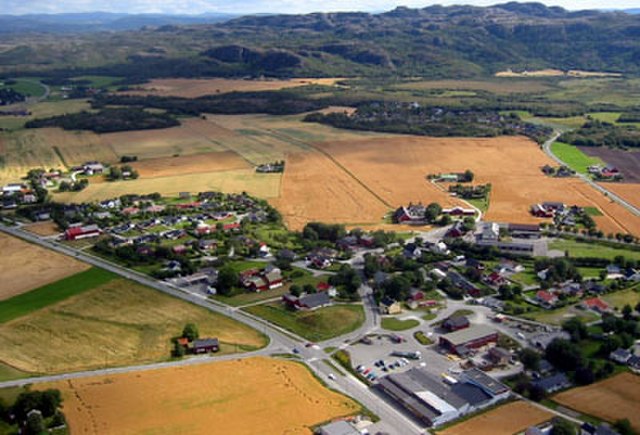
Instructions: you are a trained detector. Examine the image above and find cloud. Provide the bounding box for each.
[3,0,640,15]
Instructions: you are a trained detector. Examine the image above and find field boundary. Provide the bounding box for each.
[0,268,117,323]
[266,127,393,209]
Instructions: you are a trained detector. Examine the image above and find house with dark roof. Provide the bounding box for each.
[192,338,219,354]
[443,316,470,332]
[609,348,632,365]
[533,373,571,393]
[283,292,332,311]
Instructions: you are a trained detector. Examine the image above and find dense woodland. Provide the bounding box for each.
[0,87,26,105]
[305,103,552,142]
[25,108,180,133]
[94,91,328,116]
[559,120,640,148]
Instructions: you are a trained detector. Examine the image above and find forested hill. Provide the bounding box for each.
[3,2,640,79]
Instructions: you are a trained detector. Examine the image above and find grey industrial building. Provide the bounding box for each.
[377,367,510,427]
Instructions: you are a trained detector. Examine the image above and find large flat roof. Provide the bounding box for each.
[440,324,497,347]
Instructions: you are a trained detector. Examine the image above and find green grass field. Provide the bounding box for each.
[602,287,640,310]
[381,317,420,331]
[551,142,604,175]
[0,268,117,324]
[0,362,29,382]
[244,302,365,342]
[1,78,46,97]
[550,239,640,261]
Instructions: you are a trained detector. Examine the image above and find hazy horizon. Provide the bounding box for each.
[3,1,639,16]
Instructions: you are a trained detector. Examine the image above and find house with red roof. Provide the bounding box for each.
[536,290,558,309]
[581,297,611,314]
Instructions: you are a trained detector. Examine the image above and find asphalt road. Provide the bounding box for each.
[542,132,640,217]
[0,223,426,435]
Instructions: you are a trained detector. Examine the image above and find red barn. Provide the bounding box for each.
[64,224,102,241]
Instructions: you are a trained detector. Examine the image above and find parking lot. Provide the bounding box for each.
[347,330,458,382]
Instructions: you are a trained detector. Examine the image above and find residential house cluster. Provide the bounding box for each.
[393,203,427,224]
[588,165,623,181]
[240,265,283,292]
[1,182,37,209]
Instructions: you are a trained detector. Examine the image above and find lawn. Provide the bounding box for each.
[381,317,420,331]
[602,287,640,310]
[244,302,365,342]
[526,305,600,325]
[0,362,29,382]
[2,78,45,97]
[0,268,117,324]
[550,142,604,175]
[550,239,640,261]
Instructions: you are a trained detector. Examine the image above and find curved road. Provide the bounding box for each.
[0,223,425,435]
[542,132,640,217]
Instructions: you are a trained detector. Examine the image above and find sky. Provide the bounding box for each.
[3,0,639,15]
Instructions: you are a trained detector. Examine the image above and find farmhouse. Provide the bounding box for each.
[439,325,499,356]
[82,161,105,175]
[283,292,332,311]
[191,338,220,354]
[377,367,509,427]
[507,223,541,239]
[241,266,283,292]
[393,203,426,224]
[531,204,554,218]
[609,348,632,365]
[442,206,475,217]
[64,224,102,241]
[581,297,611,314]
[533,373,571,394]
[536,290,558,308]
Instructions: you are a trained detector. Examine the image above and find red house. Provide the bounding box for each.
[582,297,610,313]
[64,224,102,241]
[531,204,554,218]
[536,290,558,308]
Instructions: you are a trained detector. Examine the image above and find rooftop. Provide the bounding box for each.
[441,325,497,347]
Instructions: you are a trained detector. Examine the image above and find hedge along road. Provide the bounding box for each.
[0,223,425,435]
[542,131,640,217]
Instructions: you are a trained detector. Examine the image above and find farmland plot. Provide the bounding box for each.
[42,357,360,435]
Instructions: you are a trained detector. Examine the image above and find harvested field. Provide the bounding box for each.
[602,183,640,210]
[42,357,360,435]
[131,151,250,178]
[123,77,344,98]
[0,233,89,301]
[314,136,640,236]
[0,279,267,373]
[22,221,60,236]
[54,169,281,203]
[270,150,390,230]
[553,373,640,431]
[579,147,640,183]
[103,117,231,160]
[0,127,116,184]
[394,79,553,94]
[438,401,554,435]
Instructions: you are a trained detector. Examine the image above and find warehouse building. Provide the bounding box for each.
[377,367,510,427]
[439,324,499,356]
